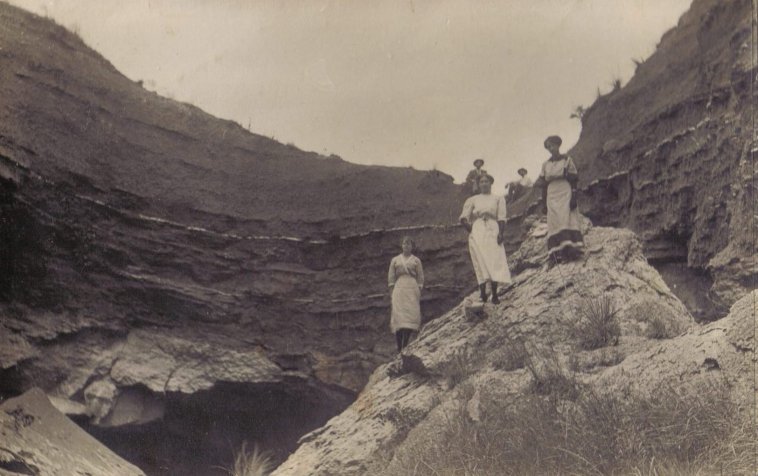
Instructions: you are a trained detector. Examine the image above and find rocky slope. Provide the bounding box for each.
[272,224,755,475]
[569,0,756,313]
[1,388,145,476]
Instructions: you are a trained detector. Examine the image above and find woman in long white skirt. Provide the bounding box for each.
[535,135,584,262]
[388,236,424,353]
[459,174,511,304]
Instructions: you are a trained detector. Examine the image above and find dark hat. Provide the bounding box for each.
[473,158,484,166]
[478,173,495,185]
[544,135,562,148]
[517,168,528,175]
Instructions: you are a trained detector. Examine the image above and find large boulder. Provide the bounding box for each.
[272,225,718,475]
[0,388,145,476]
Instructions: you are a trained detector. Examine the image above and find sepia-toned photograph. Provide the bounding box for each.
[0,1,755,475]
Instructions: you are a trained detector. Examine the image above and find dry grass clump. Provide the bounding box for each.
[646,314,676,339]
[524,344,582,401]
[375,377,755,476]
[569,347,625,372]
[573,294,621,350]
[437,346,478,389]
[490,337,528,371]
[228,442,272,476]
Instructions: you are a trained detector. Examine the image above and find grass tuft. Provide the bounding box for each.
[645,315,675,339]
[573,294,621,350]
[524,344,582,400]
[438,346,478,389]
[229,441,272,476]
[491,337,528,371]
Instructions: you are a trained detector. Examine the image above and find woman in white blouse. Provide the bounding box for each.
[459,174,512,304]
[387,236,424,352]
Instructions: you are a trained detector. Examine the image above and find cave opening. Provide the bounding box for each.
[76,381,354,476]
[651,260,721,322]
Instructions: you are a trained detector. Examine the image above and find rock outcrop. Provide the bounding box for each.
[272,224,752,475]
[0,387,145,475]
[570,0,756,312]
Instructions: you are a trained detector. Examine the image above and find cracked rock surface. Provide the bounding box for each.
[273,225,747,475]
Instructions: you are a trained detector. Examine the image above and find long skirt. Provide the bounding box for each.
[468,218,512,285]
[391,275,421,333]
[546,178,584,255]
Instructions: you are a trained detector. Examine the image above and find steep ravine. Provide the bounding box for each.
[0,2,483,472]
[0,0,755,473]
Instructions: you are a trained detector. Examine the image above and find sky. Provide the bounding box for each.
[7,0,692,188]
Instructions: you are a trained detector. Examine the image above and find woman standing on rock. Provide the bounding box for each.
[535,135,584,262]
[388,237,424,353]
[459,174,511,304]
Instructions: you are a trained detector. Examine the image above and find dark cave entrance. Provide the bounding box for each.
[76,381,354,476]
[651,260,722,322]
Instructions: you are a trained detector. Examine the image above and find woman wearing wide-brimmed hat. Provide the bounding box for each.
[535,135,584,262]
[465,158,487,195]
[459,174,511,304]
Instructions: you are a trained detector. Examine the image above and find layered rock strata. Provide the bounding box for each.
[0,2,487,471]
[570,0,756,310]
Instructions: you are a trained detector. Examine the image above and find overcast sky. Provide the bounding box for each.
[8,0,691,188]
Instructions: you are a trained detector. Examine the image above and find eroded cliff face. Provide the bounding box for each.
[0,3,492,472]
[570,0,756,312]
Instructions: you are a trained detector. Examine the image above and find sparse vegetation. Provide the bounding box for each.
[438,346,478,389]
[611,77,622,91]
[375,378,755,475]
[569,347,625,372]
[646,314,675,339]
[572,294,621,350]
[491,336,528,371]
[570,105,587,120]
[524,344,582,400]
[228,442,272,476]
[67,22,81,37]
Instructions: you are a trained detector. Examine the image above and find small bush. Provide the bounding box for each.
[229,442,272,476]
[569,105,586,120]
[646,315,674,339]
[438,346,477,389]
[524,344,582,400]
[573,294,620,350]
[491,337,528,371]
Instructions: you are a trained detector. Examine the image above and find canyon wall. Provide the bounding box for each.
[570,0,755,312]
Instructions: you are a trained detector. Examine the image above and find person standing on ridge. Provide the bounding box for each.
[388,237,424,353]
[535,135,584,262]
[465,158,488,195]
[506,167,533,203]
[459,174,512,304]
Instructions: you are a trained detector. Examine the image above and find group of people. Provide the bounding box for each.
[466,160,533,204]
[388,135,584,353]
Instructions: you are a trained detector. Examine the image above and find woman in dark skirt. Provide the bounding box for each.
[535,135,584,261]
[388,236,424,352]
